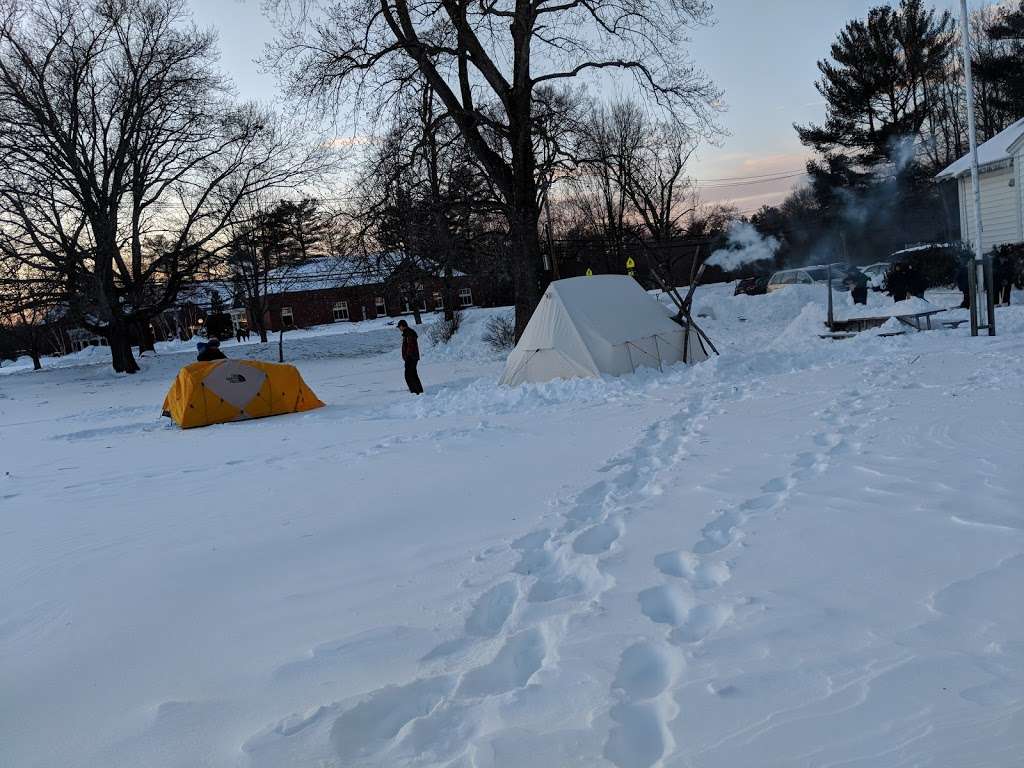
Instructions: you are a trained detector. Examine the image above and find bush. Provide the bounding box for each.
[482,312,516,351]
[895,243,966,289]
[428,309,463,345]
[990,243,1024,288]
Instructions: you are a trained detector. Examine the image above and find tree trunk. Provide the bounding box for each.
[30,350,41,371]
[278,328,284,362]
[510,206,543,340]
[443,263,455,321]
[109,323,140,374]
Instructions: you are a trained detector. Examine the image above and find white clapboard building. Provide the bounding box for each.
[937,117,1024,253]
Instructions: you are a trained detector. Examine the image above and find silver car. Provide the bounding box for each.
[766,265,849,293]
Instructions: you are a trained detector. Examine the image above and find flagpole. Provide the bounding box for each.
[959,0,994,336]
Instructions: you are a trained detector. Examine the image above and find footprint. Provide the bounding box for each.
[512,530,552,576]
[573,521,620,555]
[604,701,670,768]
[512,530,550,551]
[464,581,518,638]
[638,585,691,627]
[692,510,743,554]
[329,676,454,762]
[654,551,731,589]
[456,628,547,697]
[527,576,583,603]
[760,476,793,493]
[612,641,681,701]
[670,603,734,644]
[739,494,777,511]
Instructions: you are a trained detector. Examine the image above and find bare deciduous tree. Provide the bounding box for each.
[269,0,719,336]
[0,0,333,373]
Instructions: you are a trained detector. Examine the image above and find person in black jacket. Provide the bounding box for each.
[845,268,869,305]
[196,337,227,362]
[886,262,909,302]
[956,261,971,309]
[397,320,423,394]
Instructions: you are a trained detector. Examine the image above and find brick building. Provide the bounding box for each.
[261,256,476,332]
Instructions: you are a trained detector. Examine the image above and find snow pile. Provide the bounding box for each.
[421,307,512,363]
[836,295,936,319]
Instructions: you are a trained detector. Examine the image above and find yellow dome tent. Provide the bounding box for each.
[162,359,324,429]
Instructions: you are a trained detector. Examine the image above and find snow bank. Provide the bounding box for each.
[421,307,512,363]
[4,278,1024,768]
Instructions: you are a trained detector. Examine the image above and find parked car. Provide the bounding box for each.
[859,262,891,291]
[733,276,769,296]
[766,265,850,293]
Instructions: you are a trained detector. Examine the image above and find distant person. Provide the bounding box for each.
[905,263,927,300]
[397,319,423,395]
[845,269,868,305]
[887,262,909,302]
[993,252,1014,306]
[956,261,971,309]
[196,337,226,362]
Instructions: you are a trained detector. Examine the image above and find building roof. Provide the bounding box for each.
[936,118,1024,179]
[264,254,467,296]
[264,256,389,295]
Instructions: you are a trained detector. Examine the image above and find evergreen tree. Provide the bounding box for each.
[796,0,955,175]
[976,1,1024,120]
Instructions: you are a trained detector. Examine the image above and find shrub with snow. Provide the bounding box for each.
[482,312,516,351]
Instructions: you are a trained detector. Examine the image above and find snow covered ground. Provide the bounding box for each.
[2,284,1023,768]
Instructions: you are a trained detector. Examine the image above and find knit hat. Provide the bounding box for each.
[207,337,220,348]
[196,341,207,352]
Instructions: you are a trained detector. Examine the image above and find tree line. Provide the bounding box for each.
[2,0,722,371]
[3,0,1021,373]
[751,0,1024,269]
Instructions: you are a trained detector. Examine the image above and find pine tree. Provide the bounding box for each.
[796,0,955,175]
[976,1,1024,120]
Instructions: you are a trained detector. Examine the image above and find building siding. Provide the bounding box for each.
[959,164,1022,252]
[1016,145,1024,242]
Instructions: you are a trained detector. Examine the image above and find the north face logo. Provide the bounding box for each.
[226,374,247,384]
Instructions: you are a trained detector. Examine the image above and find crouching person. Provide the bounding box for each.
[397,319,424,395]
[196,337,226,362]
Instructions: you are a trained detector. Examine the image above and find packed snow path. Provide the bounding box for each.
[2,285,1023,767]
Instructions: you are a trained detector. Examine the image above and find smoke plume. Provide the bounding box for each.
[706,221,780,271]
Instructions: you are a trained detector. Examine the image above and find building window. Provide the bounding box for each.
[433,291,444,311]
[459,287,473,307]
[281,307,294,328]
[333,301,349,322]
[375,296,386,317]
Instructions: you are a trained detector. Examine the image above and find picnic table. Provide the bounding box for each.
[829,308,947,334]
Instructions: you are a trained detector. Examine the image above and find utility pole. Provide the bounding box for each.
[959,0,995,336]
[543,189,559,280]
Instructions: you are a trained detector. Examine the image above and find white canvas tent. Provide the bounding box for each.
[500,275,710,387]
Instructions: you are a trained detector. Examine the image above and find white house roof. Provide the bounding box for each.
[936,118,1024,179]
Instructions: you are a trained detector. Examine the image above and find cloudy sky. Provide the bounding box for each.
[188,0,966,213]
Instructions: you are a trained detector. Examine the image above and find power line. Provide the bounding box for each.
[690,167,807,183]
